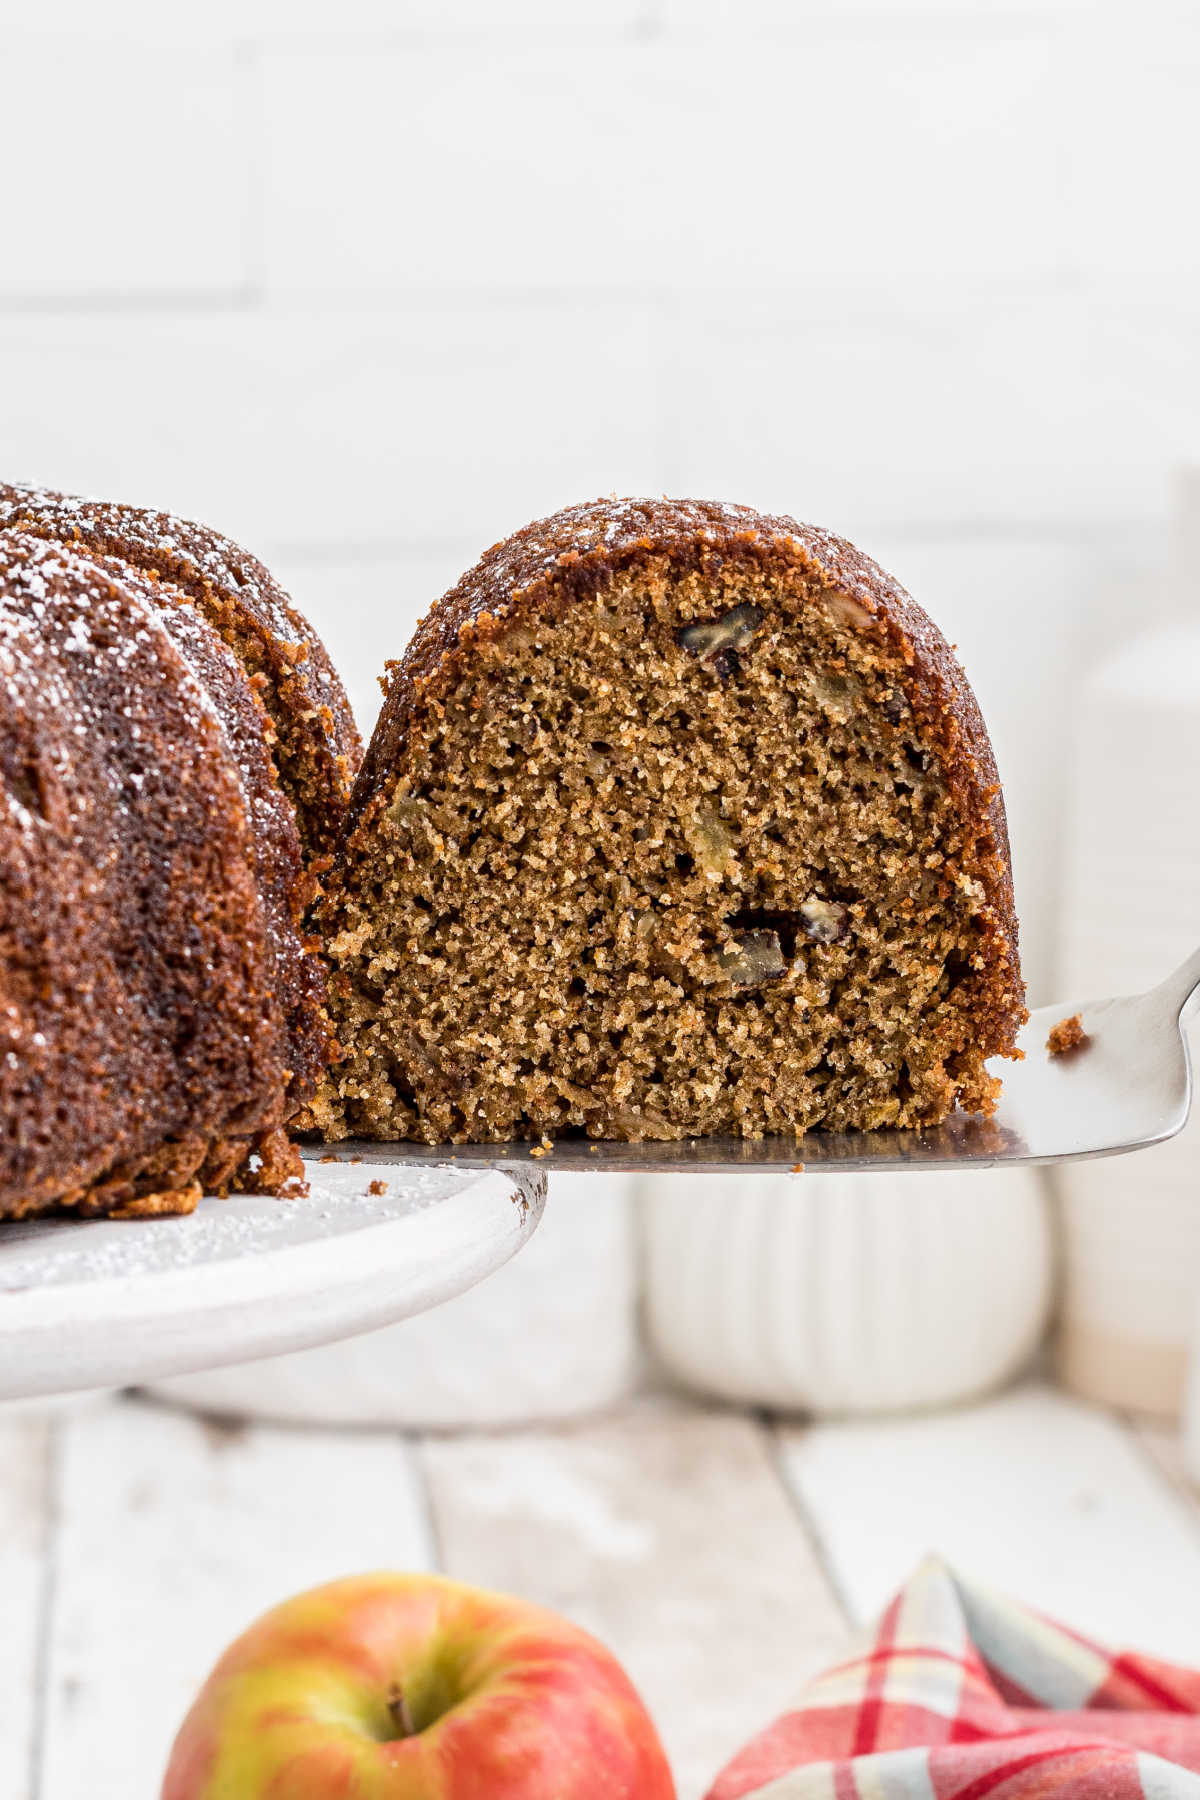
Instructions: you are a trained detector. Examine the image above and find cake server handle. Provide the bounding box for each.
[1155,943,1200,1024]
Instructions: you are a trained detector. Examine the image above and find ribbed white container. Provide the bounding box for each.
[1184,1302,1200,1484]
[150,1174,637,1429]
[642,1169,1052,1415]
[1053,622,1200,1418]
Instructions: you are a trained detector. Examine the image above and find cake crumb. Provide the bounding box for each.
[319,1153,338,1164]
[367,1178,388,1196]
[110,1182,202,1219]
[791,1162,805,1174]
[237,1128,308,1199]
[1047,1013,1088,1056]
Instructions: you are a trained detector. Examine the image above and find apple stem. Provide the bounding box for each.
[388,1682,418,1740]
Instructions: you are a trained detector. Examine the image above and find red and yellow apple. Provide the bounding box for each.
[162,1571,676,1799]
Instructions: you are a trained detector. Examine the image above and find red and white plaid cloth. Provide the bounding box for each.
[707,1558,1200,1799]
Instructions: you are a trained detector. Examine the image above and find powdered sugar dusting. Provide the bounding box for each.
[0,534,226,848]
[0,483,359,826]
[0,482,302,647]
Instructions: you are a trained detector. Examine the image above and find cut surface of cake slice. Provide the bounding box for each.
[307,497,1027,1145]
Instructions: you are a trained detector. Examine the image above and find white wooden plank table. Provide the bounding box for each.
[2,1379,1198,1800]
[421,1395,847,1798]
[0,1413,51,1800]
[36,1402,435,1798]
[777,1382,1200,1659]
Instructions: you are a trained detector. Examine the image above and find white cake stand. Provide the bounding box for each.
[0,1147,545,1403]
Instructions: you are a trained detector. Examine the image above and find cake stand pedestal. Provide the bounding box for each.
[0,1149,545,1403]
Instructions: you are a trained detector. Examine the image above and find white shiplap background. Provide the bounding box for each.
[4,1,1199,1000]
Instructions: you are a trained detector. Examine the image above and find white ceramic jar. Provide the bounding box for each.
[1183,1300,1200,1485]
[641,1168,1053,1415]
[1052,620,1200,1418]
[151,1174,638,1429]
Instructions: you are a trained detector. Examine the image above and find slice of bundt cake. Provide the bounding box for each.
[308,497,1025,1146]
[0,483,361,863]
[0,534,328,1219]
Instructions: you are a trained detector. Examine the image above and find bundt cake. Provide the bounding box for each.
[0,489,358,1220]
[307,497,1025,1146]
[0,483,360,863]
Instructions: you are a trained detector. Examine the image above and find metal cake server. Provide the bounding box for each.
[315,945,1200,1176]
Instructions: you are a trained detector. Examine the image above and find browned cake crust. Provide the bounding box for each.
[0,535,323,1219]
[148,592,330,1113]
[312,496,1026,1145]
[0,483,361,862]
